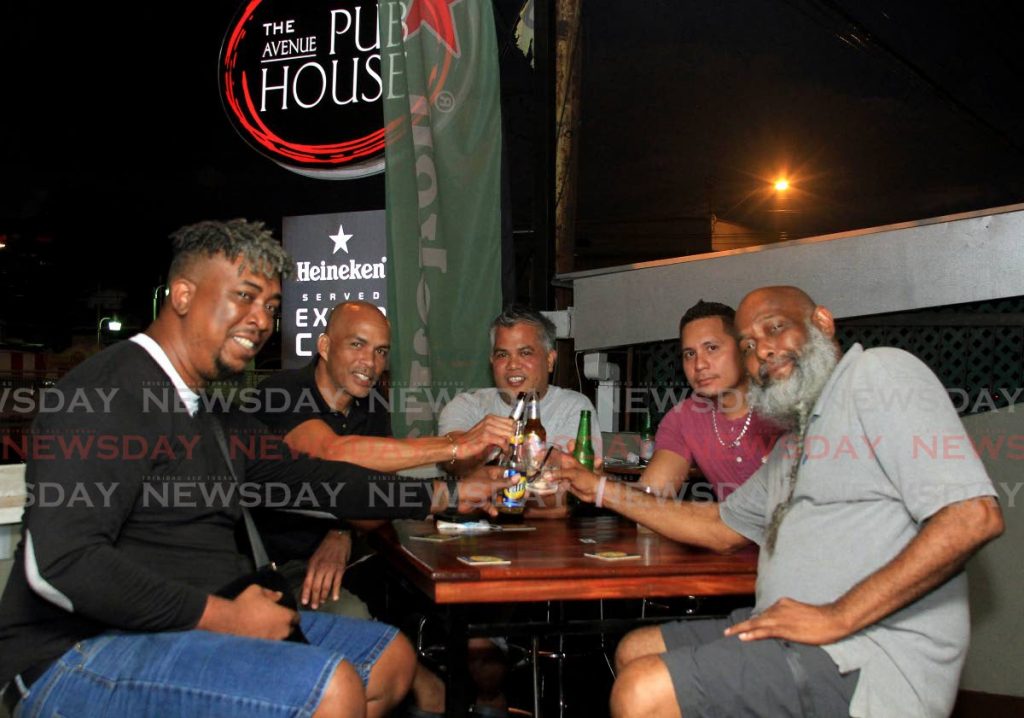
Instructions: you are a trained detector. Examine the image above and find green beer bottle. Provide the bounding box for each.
[639,410,655,464]
[570,410,596,515]
[573,410,595,470]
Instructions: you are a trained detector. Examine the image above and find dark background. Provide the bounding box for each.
[0,1,385,353]
[575,0,1024,264]
[3,0,1024,352]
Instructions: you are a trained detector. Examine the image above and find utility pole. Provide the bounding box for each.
[553,0,583,288]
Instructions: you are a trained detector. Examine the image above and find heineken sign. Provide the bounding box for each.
[220,0,401,179]
[282,210,388,368]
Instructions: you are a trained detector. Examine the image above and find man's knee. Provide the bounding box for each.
[314,661,366,718]
[411,661,445,713]
[467,637,507,695]
[610,655,680,718]
[366,631,417,709]
[615,625,667,671]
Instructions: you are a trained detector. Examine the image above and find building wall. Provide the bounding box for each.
[564,203,1024,351]
[960,405,1024,696]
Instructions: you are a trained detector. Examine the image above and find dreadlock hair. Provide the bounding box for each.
[168,219,293,281]
[678,299,737,337]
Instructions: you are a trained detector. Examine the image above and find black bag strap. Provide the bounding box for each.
[207,414,271,570]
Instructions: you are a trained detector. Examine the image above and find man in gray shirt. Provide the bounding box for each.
[558,285,1003,718]
[439,304,603,477]
[436,305,603,712]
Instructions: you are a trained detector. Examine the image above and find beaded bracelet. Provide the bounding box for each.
[445,433,458,464]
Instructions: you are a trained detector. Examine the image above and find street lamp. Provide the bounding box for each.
[97,316,123,345]
[768,177,796,242]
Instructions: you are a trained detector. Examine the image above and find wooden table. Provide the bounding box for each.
[372,515,757,715]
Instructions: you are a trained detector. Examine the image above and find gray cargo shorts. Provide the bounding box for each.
[659,608,859,717]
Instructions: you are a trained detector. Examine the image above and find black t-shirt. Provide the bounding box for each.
[256,359,391,439]
[0,342,429,684]
[251,359,392,561]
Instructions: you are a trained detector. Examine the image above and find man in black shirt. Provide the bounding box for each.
[254,301,514,714]
[254,301,512,611]
[0,220,505,718]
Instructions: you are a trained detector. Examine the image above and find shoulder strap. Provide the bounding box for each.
[207,414,271,569]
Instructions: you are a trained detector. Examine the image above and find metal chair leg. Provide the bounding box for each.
[532,636,541,718]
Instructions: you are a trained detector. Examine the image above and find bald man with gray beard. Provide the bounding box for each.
[556,285,1003,718]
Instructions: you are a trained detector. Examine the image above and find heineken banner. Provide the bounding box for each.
[281,210,388,369]
[381,0,504,437]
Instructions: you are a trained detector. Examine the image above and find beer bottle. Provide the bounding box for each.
[569,410,596,516]
[573,409,595,471]
[507,391,527,423]
[639,411,655,464]
[522,391,547,477]
[497,411,527,520]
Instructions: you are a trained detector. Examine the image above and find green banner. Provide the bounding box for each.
[381,0,504,438]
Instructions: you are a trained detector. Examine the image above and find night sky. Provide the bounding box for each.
[3,0,1024,350]
[577,0,1024,260]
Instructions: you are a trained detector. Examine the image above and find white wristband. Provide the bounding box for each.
[594,475,608,508]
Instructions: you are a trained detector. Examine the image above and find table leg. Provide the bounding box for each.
[444,610,471,718]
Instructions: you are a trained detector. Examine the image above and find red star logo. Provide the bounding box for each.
[404,0,463,57]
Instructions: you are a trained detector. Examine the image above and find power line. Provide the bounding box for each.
[783,0,1024,156]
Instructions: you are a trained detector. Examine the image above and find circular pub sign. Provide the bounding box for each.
[220,0,386,180]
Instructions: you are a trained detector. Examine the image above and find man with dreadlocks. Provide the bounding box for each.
[556,285,1003,718]
[0,220,505,718]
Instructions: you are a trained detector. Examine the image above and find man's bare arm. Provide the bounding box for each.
[283,416,510,474]
[638,449,692,495]
[440,415,517,475]
[443,433,490,476]
[726,496,1004,644]
[555,465,750,553]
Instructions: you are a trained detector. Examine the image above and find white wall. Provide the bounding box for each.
[562,203,1024,351]
[0,464,25,602]
[960,406,1024,696]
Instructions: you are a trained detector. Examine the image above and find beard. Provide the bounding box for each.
[748,322,838,429]
[210,348,250,382]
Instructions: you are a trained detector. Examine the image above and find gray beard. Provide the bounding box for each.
[748,323,838,429]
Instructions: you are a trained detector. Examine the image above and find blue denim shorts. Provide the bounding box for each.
[17,612,398,718]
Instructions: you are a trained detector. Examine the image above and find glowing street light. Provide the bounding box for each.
[774,178,790,192]
[97,316,123,346]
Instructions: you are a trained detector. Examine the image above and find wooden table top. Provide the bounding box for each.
[373,516,758,605]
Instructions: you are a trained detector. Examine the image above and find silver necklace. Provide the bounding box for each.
[711,406,754,462]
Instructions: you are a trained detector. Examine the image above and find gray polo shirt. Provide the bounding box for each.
[721,344,997,718]
[438,385,603,460]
